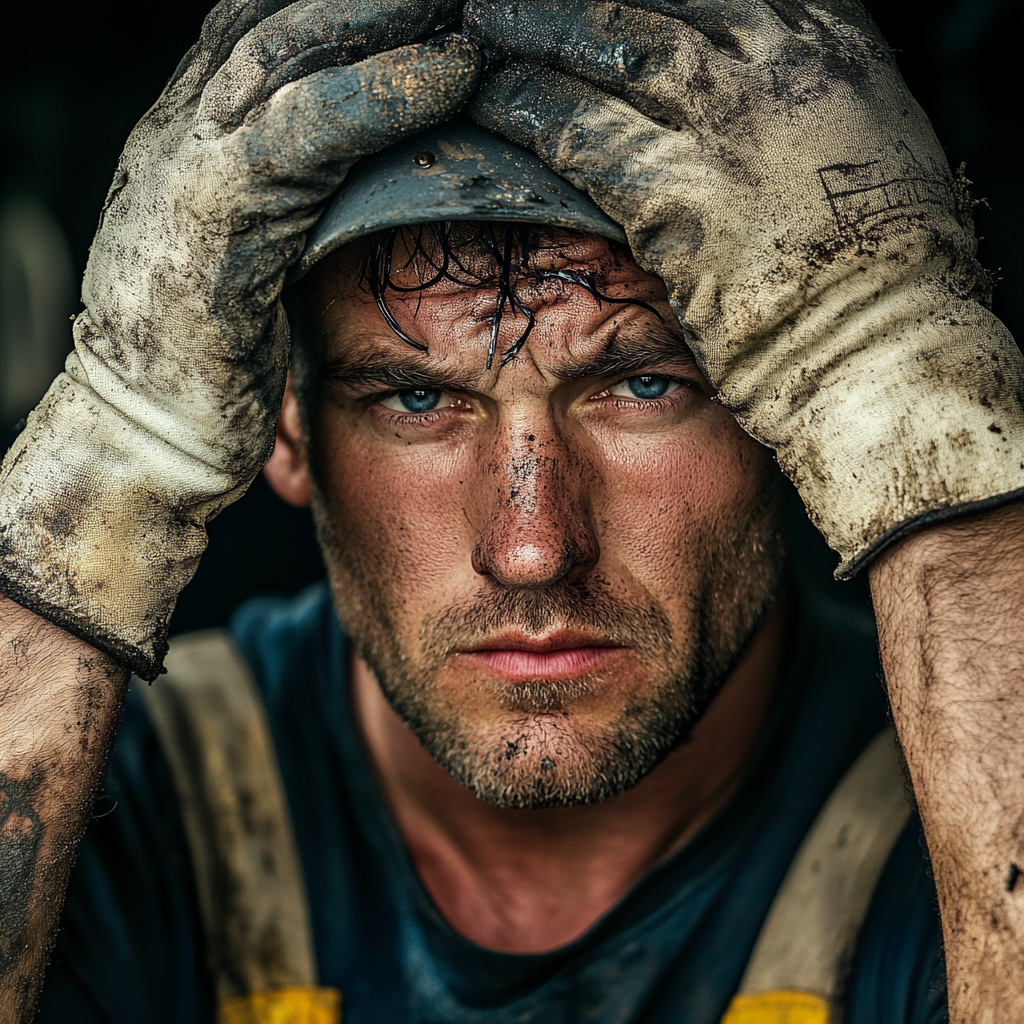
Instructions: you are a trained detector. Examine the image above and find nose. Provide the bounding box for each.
[471,427,600,588]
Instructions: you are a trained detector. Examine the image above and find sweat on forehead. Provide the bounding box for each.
[297,221,671,370]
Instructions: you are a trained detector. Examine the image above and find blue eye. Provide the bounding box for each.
[396,389,442,412]
[379,388,460,416]
[609,375,679,400]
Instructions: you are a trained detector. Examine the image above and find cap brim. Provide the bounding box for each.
[288,117,627,283]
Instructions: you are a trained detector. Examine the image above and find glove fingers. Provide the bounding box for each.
[198,0,464,127]
[244,36,481,187]
[465,0,779,123]
[765,0,886,43]
[166,0,302,99]
[468,0,788,59]
[468,63,678,226]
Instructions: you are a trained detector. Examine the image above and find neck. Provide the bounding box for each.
[351,594,790,953]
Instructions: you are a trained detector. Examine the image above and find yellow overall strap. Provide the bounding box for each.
[138,630,341,1024]
[721,728,911,1024]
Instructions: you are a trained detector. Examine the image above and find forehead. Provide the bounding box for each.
[299,226,680,372]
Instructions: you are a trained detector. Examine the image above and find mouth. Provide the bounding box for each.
[457,631,627,680]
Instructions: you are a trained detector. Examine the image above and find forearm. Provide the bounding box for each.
[870,501,1024,1023]
[0,595,128,1023]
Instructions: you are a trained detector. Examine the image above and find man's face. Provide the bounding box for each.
[301,229,785,809]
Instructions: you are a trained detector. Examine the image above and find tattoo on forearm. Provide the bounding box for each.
[0,774,42,976]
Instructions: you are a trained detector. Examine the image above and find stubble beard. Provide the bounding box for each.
[312,478,787,810]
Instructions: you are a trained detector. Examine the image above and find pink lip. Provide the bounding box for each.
[458,632,626,680]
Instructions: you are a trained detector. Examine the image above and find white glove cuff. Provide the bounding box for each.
[0,367,251,679]
[715,288,1024,576]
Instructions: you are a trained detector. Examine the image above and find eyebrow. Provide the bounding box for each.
[323,322,697,393]
[551,323,698,381]
[322,351,484,393]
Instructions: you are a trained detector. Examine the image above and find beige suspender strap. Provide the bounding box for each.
[137,629,341,1024]
[722,727,912,1024]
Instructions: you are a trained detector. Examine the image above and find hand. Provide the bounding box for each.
[0,0,480,679]
[465,0,1024,573]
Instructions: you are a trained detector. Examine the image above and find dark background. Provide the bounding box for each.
[1,0,1019,632]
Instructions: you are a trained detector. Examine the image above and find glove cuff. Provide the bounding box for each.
[715,288,1024,576]
[0,371,252,680]
[0,573,169,681]
[836,487,1024,579]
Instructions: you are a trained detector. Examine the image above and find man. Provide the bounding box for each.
[2,1,1024,1022]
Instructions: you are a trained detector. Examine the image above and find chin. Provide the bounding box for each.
[419,702,684,810]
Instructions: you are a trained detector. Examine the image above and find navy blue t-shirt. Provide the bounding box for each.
[37,582,947,1023]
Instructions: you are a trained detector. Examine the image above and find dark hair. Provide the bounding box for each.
[360,221,663,370]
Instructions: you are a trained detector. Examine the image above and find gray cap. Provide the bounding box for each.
[289,116,627,281]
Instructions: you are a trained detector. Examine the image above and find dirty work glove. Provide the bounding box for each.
[0,0,479,679]
[466,0,1024,575]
